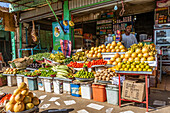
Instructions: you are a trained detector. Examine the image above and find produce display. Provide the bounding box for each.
[40,70,57,77]
[107,53,123,65]
[67,59,107,68]
[50,52,66,63]
[126,43,156,61]
[74,70,94,78]
[29,52,50,61]
[3,68,18,74]
[94,69,117,81]
[25,72,37,77]
[85,41,126,58]
[16,70,25,75]
[115,61,153,72]
[5,82,40,112]
[52,65,74,79]
[72,51,87,62]
[108,43,157,65]
[64,57,73,64]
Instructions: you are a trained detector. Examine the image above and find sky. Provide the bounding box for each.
[0,2,10,8]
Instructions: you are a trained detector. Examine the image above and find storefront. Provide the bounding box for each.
[0,0,169,112]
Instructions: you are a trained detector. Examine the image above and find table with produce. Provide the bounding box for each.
[0,41,157,112]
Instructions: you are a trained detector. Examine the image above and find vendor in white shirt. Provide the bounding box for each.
[121,25,137,48]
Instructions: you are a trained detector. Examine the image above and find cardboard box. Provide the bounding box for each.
[122,80,145,102]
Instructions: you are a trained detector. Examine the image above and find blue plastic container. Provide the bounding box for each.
[70,84,81,97]
[27,77,38,90]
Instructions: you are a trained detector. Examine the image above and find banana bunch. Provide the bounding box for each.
[63,20,68,26]
[69,21,75,27]
[63,20,75,27]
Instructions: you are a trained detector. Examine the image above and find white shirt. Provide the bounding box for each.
[122,33,138,48]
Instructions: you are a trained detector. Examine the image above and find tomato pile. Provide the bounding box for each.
[67,59,107,68]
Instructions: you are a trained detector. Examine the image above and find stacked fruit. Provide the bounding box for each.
[125,43,156,62]
[116,61,152,72]
[94,69,117,81]
[50,52,66,63]
[74,70,94,78]
[107,53,123,65]
[108,43,157,65]
[72,51,87,62]
[85,41,126,58]
[5,82,40,112]
[3,68,18,74]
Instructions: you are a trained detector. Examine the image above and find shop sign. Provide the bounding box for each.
[52,22,64,51]
[157,0,170,8]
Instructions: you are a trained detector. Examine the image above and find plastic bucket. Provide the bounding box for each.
[63,81,71,94]
[53,79,63,94]
[106,85,119,105]
[92,84,106,102]
[81,84,92,99]
[37,78,44,91]
[44,78,53,93]
[27,77,38,90]
[16,76,24,87]
[70,84,81,97]
[7,76,17,87]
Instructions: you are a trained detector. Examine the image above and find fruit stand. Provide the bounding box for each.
[0,40,158,112]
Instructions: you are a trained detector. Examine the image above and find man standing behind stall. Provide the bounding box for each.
[121,25,138,48]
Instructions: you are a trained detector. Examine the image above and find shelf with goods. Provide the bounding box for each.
[154,4,170,25]
[112,16,134,32]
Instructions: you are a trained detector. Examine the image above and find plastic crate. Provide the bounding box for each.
[27,77,38,90]
[81,84,92,99]
[92,84,106,102]
[70,84,81,97]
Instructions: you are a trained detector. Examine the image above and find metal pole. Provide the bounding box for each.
[19,23,22,58]
[11,31,16,60]
[46,0,65,34]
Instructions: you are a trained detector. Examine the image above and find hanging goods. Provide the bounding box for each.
[31,20,38,42]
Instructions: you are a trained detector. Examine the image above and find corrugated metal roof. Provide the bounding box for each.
[1,0,59,12]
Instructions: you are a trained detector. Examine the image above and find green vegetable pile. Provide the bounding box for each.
[29,52,51,60]
[40,70,57,77]
[64,58,73,64]
[74,70,94,78]
[17,70,25,75]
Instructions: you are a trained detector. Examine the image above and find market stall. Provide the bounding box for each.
[0,0,161,112]
[0,39,157,112]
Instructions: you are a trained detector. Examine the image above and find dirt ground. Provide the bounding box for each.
[1,85,170,113]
